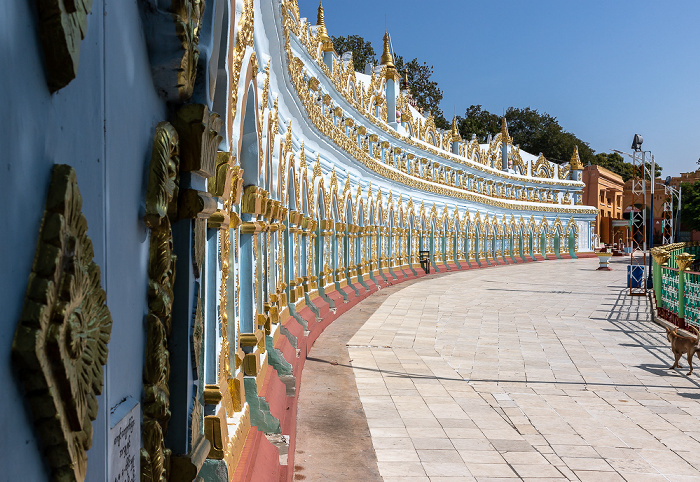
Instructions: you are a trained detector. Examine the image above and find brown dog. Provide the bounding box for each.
[666,325,700,375]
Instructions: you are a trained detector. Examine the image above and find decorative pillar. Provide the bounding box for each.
[570,145,584,204]
[316,2,335,72]
[676,253,695,324]
[380,31,398,127]
[651,248,670,308]
[501,118,510,172]
[450,117,462,155]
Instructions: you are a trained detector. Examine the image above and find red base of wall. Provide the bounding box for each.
[232,427,281,482]
[236,253,598,481]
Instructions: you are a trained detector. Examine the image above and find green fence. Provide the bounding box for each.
[651,242,700,328]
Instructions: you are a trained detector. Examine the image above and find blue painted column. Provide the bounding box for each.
[240,217,255,337]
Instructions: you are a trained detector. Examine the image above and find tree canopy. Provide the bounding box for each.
[394,55,448,129]
[457,105,662,180]
[331,35,376,73]
[456,106,596,166]
[593,152,633,180]
[680,181,700,232]
[456,105,500,142]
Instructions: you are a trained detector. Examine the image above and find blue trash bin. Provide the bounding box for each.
[627,265,645,288]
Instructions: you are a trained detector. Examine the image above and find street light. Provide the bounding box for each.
[632,134,643,151]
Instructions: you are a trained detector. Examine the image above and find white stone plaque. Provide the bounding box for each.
[109,397,140,482]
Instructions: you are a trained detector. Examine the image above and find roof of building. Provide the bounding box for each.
[584,164,624,184]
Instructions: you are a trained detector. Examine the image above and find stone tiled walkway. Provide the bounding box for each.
[347,257,700,481]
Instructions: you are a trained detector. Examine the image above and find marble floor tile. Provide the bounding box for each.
[346,258,700,481]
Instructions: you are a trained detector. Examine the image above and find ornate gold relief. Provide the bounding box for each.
[174,104,224,177]
[144,0,205,102]
[179,189,217,219]
[36,0,92,92]
[208,153,233,196]
[242,186,266,215]
[12,164,113,481]
[142,122,180,482]
[173,105,223,220]
[145,123,180,227]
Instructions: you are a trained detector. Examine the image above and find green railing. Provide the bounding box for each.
[651,242,700,329]
[685,270,700,326]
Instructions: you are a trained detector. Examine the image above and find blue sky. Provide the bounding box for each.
[298,0,700,177]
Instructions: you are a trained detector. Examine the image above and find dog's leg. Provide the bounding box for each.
[672,351,682,369]
[688,351,694,376]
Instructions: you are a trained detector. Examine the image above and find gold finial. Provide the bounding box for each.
[650,247,670,266]
[299,141,306,168]
[402,71,410,91]
[313,154,322,179]
[450,117,462,142]
[316,2,334,53]
[343,171,351,197]
[676,252,695,271]
[380,31,396,76]
[501,117,509,145]
[570,145,583,170]
[330,166,338,193]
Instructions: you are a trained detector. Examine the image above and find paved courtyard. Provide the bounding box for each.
[340,256,700,481]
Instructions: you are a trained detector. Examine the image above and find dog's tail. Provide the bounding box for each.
[689,324,700,342]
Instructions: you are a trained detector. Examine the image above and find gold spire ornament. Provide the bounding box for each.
[380,31,397,80]
[450,117,462,142]
[501,117,510,145]
[316,2,335,53]
[402,71,410,91]
[570,145,583,170]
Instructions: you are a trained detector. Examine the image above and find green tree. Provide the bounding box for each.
[680,181,700,232]
[456,105,596,164]
[331,35,376,73]
[456,105,500,142]
[394,55,448,129]
[591,153,661,181]
[592,153,633,181]
[505,107,597,166]
[453,105,666,178]
[331,34,447,128]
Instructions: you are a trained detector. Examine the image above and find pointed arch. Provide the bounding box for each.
[565,217,579,257]
[239,80,261,188]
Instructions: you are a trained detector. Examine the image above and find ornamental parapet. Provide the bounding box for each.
[280,0,591,216]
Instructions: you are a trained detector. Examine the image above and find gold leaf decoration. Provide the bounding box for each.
[173,104,224,178]
[145,122,181,228]
[144,0,204,103]
[12,164,113,481]
[36,0,92,92]
[141,122,180,482]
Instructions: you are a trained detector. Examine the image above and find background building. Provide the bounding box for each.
[583,165,624,244]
